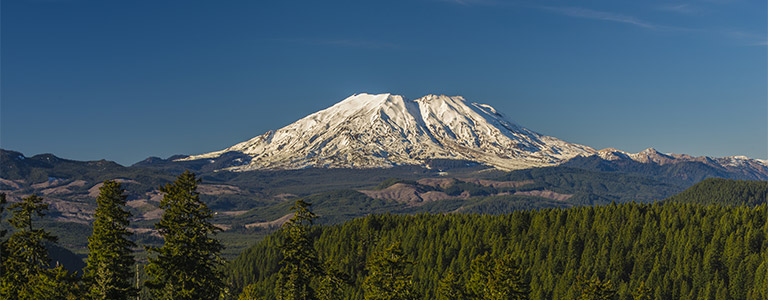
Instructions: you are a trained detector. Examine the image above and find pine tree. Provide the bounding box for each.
[238,283,264,300]
[488,253,529,300]
[467,253,529,300]
[317,262,347,300]
[574,275,618,300]
[467,252,492,298]
[85,180,136,300]
[632,281,653,300]
[27,264,84,300]
[0,195,58,298]
[145,171,224,300]
[0,194,83,299]
[275,199,322,300]
[436,271,465,300]
[363,241,417,300]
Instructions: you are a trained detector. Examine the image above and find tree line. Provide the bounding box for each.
[0,170,224,300]
[2,172,766,300]
[229,202,768,300]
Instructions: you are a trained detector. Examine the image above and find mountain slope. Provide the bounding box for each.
[565,148,768,183]
[183,93,596,171]
[664,178,768,206]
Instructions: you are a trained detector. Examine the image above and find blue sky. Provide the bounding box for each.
[2,0,766,165]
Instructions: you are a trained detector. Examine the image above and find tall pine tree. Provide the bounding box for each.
[0,195,57,298]
[145,171,224,300]
[85,180,136,300]
[363,241,418,300]
[275,199,322,300]
[468,252,529,300]
[0,194,83,299]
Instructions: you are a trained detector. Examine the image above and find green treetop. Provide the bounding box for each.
[363,241,418,300]
[275,199,323,300]
[0,194,83,299]
[145,171,225,300]
[85,180,136,300]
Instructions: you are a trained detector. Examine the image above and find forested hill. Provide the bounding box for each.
[227,203,768,300]
[664,178,768,206]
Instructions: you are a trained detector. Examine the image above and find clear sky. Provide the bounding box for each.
[1,0,766,166]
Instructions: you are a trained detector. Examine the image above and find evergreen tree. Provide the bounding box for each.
[238,283,264,300]
[85,180,136,300]
[632,281,653,300]
[436,271,465,300]
[317,262,347,300]
[145,171,224,300]
[26,264,84,300]
[574,276,618,300]
[0,195,58,298]
[468,252,492,298]
[0,194,83,299]
[489,253,529,300]
[468,253,529,300]
[363,241,417,300]
[275,199,322,300]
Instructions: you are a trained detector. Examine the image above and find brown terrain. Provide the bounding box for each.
[360,178,570,204]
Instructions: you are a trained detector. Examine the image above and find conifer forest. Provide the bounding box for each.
[0,172,766,300]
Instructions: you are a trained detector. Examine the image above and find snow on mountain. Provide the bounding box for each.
[182,93,597,171]
[181,92,768,175]
[590,147,768,179]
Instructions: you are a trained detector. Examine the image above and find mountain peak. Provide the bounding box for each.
[183,93,596,170]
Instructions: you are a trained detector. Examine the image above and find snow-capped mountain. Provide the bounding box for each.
[182,93,597,171]
[590,147,768,180]
[182,93,768,176]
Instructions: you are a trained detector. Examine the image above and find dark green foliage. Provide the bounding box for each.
[275,199,323,300]
[500,167,683,204]
[363,242,418,300]
[631,281,652,300]
[436,271,465,300]
[86,180,136,299]
[22,265,84,300]
[1,195,58,297]
[467,253,529,300]
[665,178,768,206]
[317,262,347,300]
[145,171,225,300]
[0,194,84,299]
[228,203,768,300]
[574,276,617,300]
[238,283,263,300]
